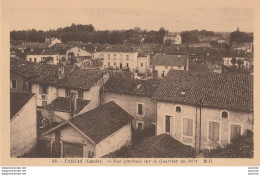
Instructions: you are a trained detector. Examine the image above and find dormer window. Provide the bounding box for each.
[221,110,229,119]
[176,106,181,113]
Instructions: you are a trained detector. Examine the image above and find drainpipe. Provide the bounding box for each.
[195,102,198,154]
[199,98,203,153]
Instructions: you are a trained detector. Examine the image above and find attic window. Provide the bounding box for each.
[221,111,229,119]
[176,106,181,113]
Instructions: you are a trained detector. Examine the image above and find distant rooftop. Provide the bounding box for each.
[46,97,90,113]
[153,55,187,67]
[104,74,160,97]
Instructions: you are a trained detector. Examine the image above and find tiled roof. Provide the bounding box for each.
[188,62,210,72]
[130,134,194,158]
[10,92,35,119]
[164,45,188,55]
[104,74,160,97]
[153,55,187,67]
[27,48,66,55]
[46,97,90,113]
[138,52,148,57]
[70,101,134,143]
[101,45,135,52]
[10,58,74,84]
[152,70,253,112]
[56,68,103,90]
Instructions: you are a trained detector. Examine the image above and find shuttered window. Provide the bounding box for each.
[137,103,143,116]
[183,118,193,137]
[230,124,241,140]
[165,115,171,133]
[208,121,220,141]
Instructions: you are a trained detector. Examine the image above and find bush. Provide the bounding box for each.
[204,130,253,158]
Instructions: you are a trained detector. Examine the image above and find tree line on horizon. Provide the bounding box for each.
[10,24,253,45]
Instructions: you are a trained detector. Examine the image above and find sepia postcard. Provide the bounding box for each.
[0,0,260,166]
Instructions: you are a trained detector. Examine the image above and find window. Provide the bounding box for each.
[78,89,83,99]
[137,122,144,131]
[29,58,32,62]
[65,89,71,97]
[108,62,110,67]
[141,63,143,67]
[34,58,36,62]
[108,54,110,59]
[10,80,17,89]
[114,54,116,59]
[137,103,144,116]
[176,106,181,113]
[114,62,116,66]
[165,115,171,133]
[183,118,193,137]
[230,124,242,141]
[221,111,229,119]
[42,101,47,107]
[126,55,129,60]
[39,84,48,94]
[161,71,165,77]
[126,63,129,68]
[208,121,220,141]
[165,66,168,69]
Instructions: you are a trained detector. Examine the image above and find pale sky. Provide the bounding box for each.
[6,1,254,32]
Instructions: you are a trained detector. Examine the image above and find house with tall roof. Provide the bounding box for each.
[10,58,109,109]
[137,52,151,75]
[153,55,188,78]
[26,48,67,65]
[97,45,150,74]
[100,45,138,72]
[44,101,134,158]
[152,70,253,151]
[104,74,159,131]
[66,46,94,65]
[10,92,37,157]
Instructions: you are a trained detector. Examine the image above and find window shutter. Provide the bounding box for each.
[209,122,214,141]
[138,104,143,115]
[188,119,193,137]
[213,122,220,141]
[39,85,43,94]
[165,116,171,133]
[230,125,241,140]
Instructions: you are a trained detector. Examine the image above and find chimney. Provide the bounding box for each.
[70,92,77,118]
[58,62,65,79]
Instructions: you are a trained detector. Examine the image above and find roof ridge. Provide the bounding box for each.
[143,134,166,158]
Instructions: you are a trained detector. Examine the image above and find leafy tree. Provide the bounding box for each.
[230,29,253,47]
[204,129,253,158]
